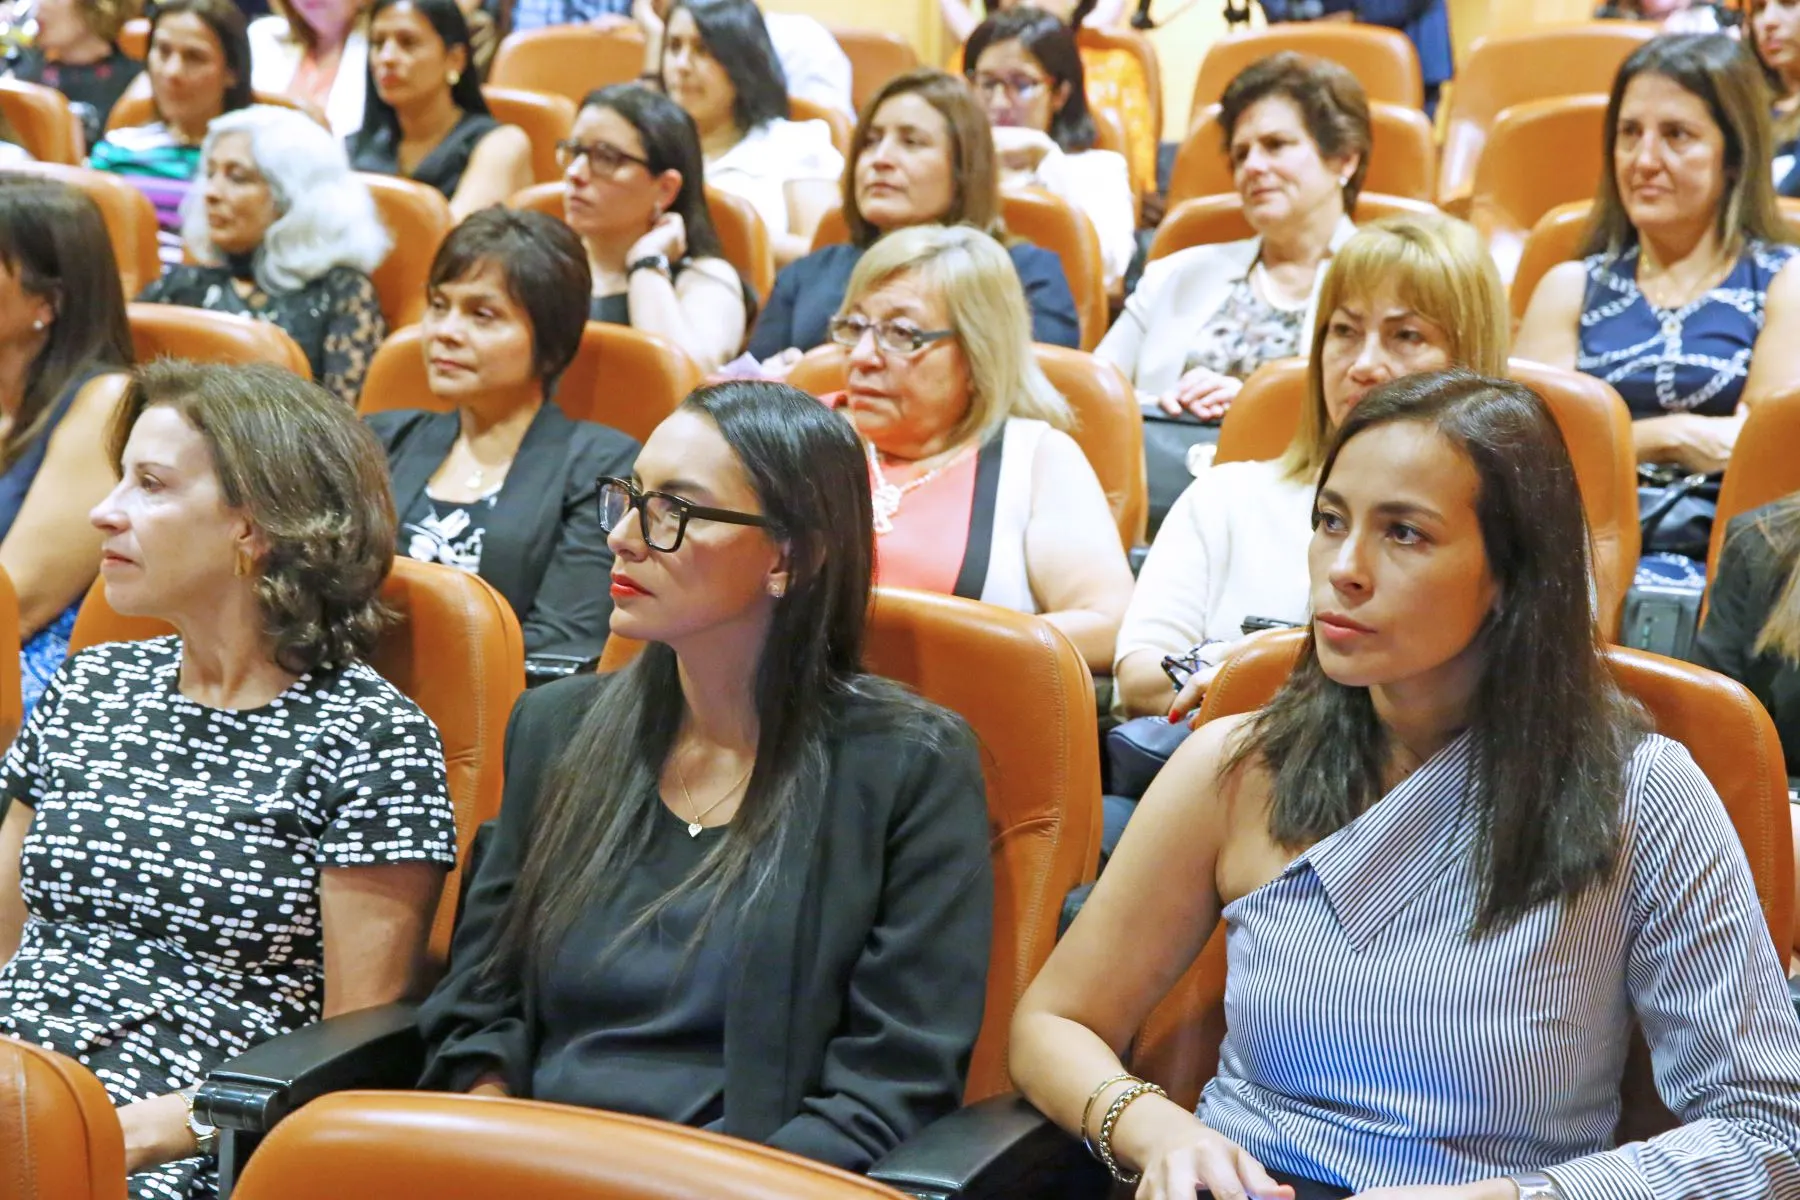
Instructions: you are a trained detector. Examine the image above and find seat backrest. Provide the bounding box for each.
[360,322,696,445]
[1439,22,1654,211]
[118,16,149,58]
[1705,385,1800,613]
[1191,23,1422,119]
[831,26,919,115]
[5,162,162,298]
[1129,628,1794,1112]
[127,302,312,378]
[358,172,453,331]
[0,567,20,753]
[67,557,525,966]
[489,24,643,106]
[1146,192,1437,263]
[235,1092,908,1200]
[106,89,312,133]
[0,1036,127,1200]
[784,343,1145,548]
[1077,25,1163,150]
[791,95,851,157]
[1213,356,1308,466]
[483,86,575,186]
[1467,94,1610,288]
[0,79,79,164]
[1170,100,1434,209]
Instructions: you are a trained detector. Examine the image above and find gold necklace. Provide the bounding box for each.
[673,750,753,837]
[866,441,974,535]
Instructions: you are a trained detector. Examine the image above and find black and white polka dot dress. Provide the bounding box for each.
[0,637,456,1200]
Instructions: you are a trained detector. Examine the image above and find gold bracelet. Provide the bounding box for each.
[1079,1072,1139,1157]
[1096,1080,1167,1185]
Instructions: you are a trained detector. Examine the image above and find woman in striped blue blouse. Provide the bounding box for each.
[1012,370,1800,1199]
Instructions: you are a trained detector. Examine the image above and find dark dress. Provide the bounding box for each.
[11,47,141,150]
[745,238,1080,359]
[348,111,500,201]
[0,637,457,1200]
[1694,502,1800,777]
[137,264,386,404]
[417,674,994,1172]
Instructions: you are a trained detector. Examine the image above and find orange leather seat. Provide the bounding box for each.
[5,162,162,298]
[489,24,644,107]
[0,568,19,757]
[1438,22,1654,215]
[511,180,776,302]
[832,27,918,115]
[1467,94,1609,289]
[0,78,80,164]
[785,343,1146,548]
[233,1092,909,1200]
[792,95,851,157]
[106,89,313,133]
[1077,24,1163,183]
[1705,386,1800,618]
[1190,24,1422,118]
[118,16,149,59]
[483,86,576,186]
[360,321,698,445]
[1214,357,1638,636]
[0,1035,127,1200]
[127,302,312,379]
[358,173,453,331]
[1146,192,1437,263]
[1170,100,1434,208]
[66,557,526,965]
[1128,630,1794,1123]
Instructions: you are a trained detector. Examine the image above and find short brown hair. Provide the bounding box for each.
[428,207,590,389]
[844,67,1002,248]
[108,360,396,675]
[1218,51,1373,209]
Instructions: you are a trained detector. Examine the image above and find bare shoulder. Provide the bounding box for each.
[59,371,132,437]
[478,123,532,160]
[1528,259,1589,311]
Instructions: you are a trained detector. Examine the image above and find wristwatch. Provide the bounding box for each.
[177,1084,220,1156]
[628,253,672,278]
[1509,1173,1565,1200]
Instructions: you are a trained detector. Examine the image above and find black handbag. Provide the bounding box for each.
[1637,463,1722,560]
[1105,715,1194,800]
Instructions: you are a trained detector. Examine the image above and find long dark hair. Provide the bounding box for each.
[1225,370,1646,935]
[476,381,944,983]
[965,6,1097,154]
[148,0,254,119]
[661,0,788,133]
[0,178,134,472]
[349,0,491,162]
[578,83,728,262]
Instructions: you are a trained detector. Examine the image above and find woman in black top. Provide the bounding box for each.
[367,207,638,663]
[416,380,994,1172]
[9,0,141,151]
[348,0,532,219]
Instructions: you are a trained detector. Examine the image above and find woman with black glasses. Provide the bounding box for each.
[416,379,995,1173]
[366,207,639,665]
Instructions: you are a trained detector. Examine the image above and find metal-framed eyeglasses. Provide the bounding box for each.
[597,477,772,552]
[970,71,1049,102]
[827,314,956,356]
[555,139,652,175]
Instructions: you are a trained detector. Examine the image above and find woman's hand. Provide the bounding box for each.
[1158,368,1244,421]
[629,212,688,266]
[1134,1120,1296,1200]
[991,125,1055,176]
[757,347,804,379]
[1169,664,1220,726]
[119,1093,196,1176]
[1668,411,1742,475]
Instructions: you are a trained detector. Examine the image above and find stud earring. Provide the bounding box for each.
[447,69,462,86]
[31,319,44,331]
[768,581,785,598]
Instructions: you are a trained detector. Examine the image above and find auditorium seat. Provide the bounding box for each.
[784,343,1146,548]
[7,162,162,298]
[832,26,918,114]
[360,322,700,445]
[358,173,454,330]
[0,568,19,757]
[118,16,149,59]
[1170,100,1435,208]
[1466,94,1609,288]
[1077,24,1163,194]
[483,86,576,186]
[233,1093,910,1200]
[127,303,313,379]
[1147,192,1437,263]
[1705,385,1800,618]
[1189,23,1422,119]
[510,180,776,302]
[0,79,80,164]
[105,88,316,133]
[1213,357,1638,637]
[792,95,851,157]
[0,1035,126,1200]
[489,24,643,107]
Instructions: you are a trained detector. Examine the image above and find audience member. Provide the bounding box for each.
[655,0,842,268]
[829,223,1131,672]
[747,68,1079,366]
[1517,34,1800,478]
[505,0,626,36]
[1013,368,1800,1198]
[0,359,455,1200]
[0,179,134,713]
[138,105,389,404]
[1751,0,1800,192]
[369,208,639,663]
[965,6,1135,293]
[87,0,253,267]
[1258,0,1453,115]
[633,0,854,120]
[1097,53,1369,421]
[416,380,992,1172]
[939,0,1125,40]
[7,0,142,152]
[560,84,750,372]
[1597,0,1737,32]
[247,0,368,137]
[348,0,532,218]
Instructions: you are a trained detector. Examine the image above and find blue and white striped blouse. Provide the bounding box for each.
[1198,731,1800,1197]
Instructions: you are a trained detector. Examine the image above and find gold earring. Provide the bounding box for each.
[768,581,785,598]
[234,549,252,578]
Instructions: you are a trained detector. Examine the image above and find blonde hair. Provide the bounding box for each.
[1281,212,1509,481]
[839,224,1070,448]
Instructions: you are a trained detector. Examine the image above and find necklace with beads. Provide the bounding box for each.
[866,441,975,535]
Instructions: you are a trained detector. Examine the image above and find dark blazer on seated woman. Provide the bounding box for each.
[367,404,639,660]
[1695,500,1800,775]
[415,674,995,1171]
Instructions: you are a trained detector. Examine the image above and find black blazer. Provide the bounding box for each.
[415,674,995,1172]
[367,405,639,660]
[1695,504,1800,776]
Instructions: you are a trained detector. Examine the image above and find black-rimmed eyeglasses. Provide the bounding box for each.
[555,139,652,175]
[597,477,771,552]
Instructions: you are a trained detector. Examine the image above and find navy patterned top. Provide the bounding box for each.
[1576,239,1800,419]
[0,637,456,1200]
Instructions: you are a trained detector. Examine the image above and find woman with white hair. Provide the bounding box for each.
[137,105,390,403]
[826,222,1132,671]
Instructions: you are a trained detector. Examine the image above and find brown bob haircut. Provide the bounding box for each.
[843,67,1003,248]
[1218,51,1373,210]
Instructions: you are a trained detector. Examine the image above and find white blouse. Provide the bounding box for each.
[705,117,844,243]
[1014,138,1136,291]
[247,15,370,140]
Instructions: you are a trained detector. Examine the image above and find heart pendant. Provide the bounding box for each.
[687,822,703,837]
